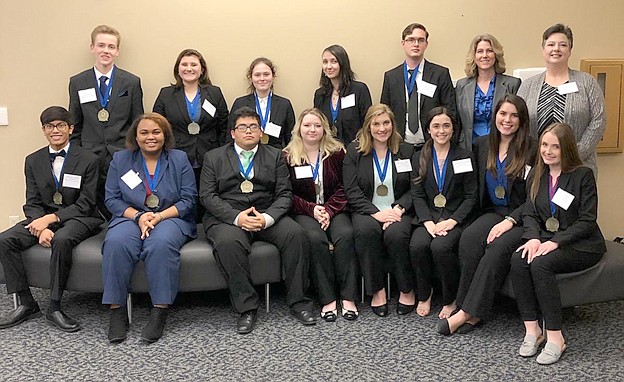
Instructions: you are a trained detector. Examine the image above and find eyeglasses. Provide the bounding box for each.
[403,37,427,45]
[234,124,261,132]
[42,122,69,132]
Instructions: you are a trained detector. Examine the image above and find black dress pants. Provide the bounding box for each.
[0,219,93,300]
[456,212,523,319]
[351,213,413,296]
[294,213,358,305]
[510,246,603,330]
[207,216,313,313]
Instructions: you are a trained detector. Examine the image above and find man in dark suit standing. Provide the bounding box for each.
[381,23,457,149]
[0,106,103,332]
[68,25,144,217]
[200,107,316,334]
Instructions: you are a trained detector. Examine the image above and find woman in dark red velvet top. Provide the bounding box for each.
[283,108,359,322]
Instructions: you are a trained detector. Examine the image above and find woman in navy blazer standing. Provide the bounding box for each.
[410,107,478,319]
[102,113,197,344]
[455,34,521,150]
[344,104,414,317]
[229,57,295,148]
[283,108,358,321]
[314,44,372,144]
[511,123,605,365]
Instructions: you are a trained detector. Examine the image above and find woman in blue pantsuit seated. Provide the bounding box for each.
[102,113,197,344]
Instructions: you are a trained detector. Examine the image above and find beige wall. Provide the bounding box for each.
[1,0,623,238]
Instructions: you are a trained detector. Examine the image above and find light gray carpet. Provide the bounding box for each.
[0,285,622,381]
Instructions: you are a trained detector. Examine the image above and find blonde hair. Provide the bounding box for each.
[90,25,121,47]
[356,104,402,155]
[464,34,506,77]
[283,108,344,166]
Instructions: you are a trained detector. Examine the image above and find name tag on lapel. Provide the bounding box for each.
[452,158,473,174]
[552,188,575,210]
[121,170,142,190]
[78,88,97,104]
[341,94,356,109]
[557,82,579,95]
[394,159,412,173]
[417,80,437,98]
[202,100,217,117]
[62,174,82,189]
[265,122,282,138]
[294,166,313,179]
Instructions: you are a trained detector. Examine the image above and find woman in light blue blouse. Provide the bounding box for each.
[456,34,521,151]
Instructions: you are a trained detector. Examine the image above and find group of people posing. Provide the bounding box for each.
[0,21,606,366]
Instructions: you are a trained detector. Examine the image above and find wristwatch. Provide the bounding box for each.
[133,211,145,222]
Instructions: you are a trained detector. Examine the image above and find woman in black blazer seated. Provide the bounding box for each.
[153,48,229,183]
[283,108,358,321]
[314,44,372,144]
[455,34,521,150]
[511,123,605,365]
[344,104,414,317]
[410,107,478,319]
[229,57,295,148]
[439,94,534,335]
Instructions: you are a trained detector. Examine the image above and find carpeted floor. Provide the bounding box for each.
[0,285,622,381]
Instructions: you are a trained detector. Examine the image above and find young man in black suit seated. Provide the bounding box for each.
[200,107,316,334]
[0,106,103,332]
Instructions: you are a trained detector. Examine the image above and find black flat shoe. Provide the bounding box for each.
[437,318,452,336]
[0,304,41,329]
[456,320,482,334]
[371,304,389,317]
[46,310,81,333]
[291,309,317,326]
[237,309,258,334]
[320,309,337,322]
[397,302,415,315]
[108,307,129,344]
[141,307,168,343]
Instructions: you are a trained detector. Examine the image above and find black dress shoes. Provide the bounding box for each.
[141,307,169,343]
[396,302,415,315]
[46,310,81,332]
[291,309,317,326]
[237,309,258,334]
[437,318,452,336]
[108,307,129,343]
[371,304,389,317]
[0,304,41,329]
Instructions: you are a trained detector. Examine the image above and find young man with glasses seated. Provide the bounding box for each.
[0,107,103,332]
[199,106,316,334]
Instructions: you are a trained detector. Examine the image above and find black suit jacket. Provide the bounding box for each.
[411,146,478,226]
[153,85,228,167]
[343,142,414,215]
[314,81,372,144]
[228,93,295,148]
[380,60,457,141]
[522,166,606,253]
[200,142,292,230]
[23,144,103,232]
[68,66,144,157]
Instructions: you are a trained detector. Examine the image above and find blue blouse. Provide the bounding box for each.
[485,155,509,206]
[473,77,496,139]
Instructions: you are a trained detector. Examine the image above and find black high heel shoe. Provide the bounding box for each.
[320,309,337,322]
[371,304,389,317]
[396,302,415,315]
[341,301,359,321]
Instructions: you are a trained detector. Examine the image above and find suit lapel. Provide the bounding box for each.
[154,151,169,188]
[419,60,433,109]
[465,78,477,125]
[442,148,456,193]
[227,144,243,181]
[61,145,80,181]
[106,68,123,112]
[493,74,508,107]
[176,87,191,124]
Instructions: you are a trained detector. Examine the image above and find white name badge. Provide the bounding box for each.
[294,166,313,179]
[557,82,579,95]
[121,170,142,190]
[452,158,473,174]
[78,88,97,104]
[62,174,82,189]
[341,94,356,109]
[394,159,412,173]
[524,165,532,180]
[417,80,437,98]
[264,122,282,138]
[552,188,575,210]
[202,99,217,117]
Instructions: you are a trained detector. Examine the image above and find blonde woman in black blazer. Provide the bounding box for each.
[229,57,295,148]
[344,104,414,317]
[511,123,605,365]
[410,107,478,319]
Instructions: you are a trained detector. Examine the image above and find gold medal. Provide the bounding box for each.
[434,194,447,208]
[376,184,388,196]
[188,122,200,135]
[261,134,269,144]
[53,191,63,205]
[314,183,321,194]
[97,108,109,122]
[495,185,506,199]
[545,217,560,232]
[240,180,254,193]
[145,194,160,209]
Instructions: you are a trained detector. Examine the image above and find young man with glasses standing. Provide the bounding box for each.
[200,107,316,334]
[0,106,103,332]
[381,23,457,150]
